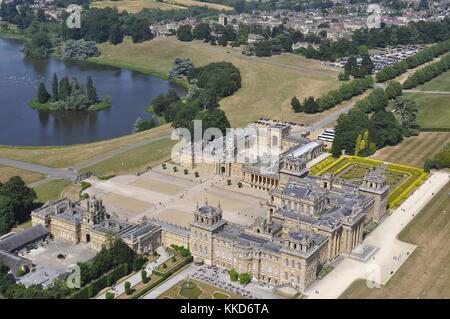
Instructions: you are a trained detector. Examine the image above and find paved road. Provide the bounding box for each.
[142,264,199,299]
[0,157,77,181]
[72,133,170,171]
[305,171,449,299]
[0,133,171,185]
[403,89,450,95]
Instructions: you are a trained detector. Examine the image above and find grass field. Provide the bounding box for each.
[33,179,72,203]
[79,138,176,176]
[91,0,185,13]
[0,165,45,184]
[340,181,450,299]
[158,279,243,299]
[414,69,450,91]
[165,0,233,10]
[91,37,340,127]
[0,124,171,168]
[405,92,450,129]
[370,132,450,168]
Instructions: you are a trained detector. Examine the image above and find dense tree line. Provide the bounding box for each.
[0,176,37,235]
[403,52,450,89]
[291,76,373,114]
[298,18,450,62]
[376,39,450,82]
[331,87,419,156]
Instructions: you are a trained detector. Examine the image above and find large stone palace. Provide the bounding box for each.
[189,168,388,291]
[32,122,389,292]
[179,121,324,190]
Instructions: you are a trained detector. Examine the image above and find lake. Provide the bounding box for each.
[0,37,184,146]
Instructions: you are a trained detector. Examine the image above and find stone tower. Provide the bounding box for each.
[189,200,227,265]
[359,166,389,221]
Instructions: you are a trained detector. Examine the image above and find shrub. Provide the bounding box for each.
[162,163,167,169]
[239,273,251,285]
[184,169,189,175]
[105,292,115,299]
[237,181,243,188]
[141,269,149,284]
[124,281,132,295]
[227,179,232,185]
[194,171,199,178]
[229,269,238,282]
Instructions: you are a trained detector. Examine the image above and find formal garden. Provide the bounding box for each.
[158,279,242,299]
[309,156,429,209]
[113,245,193,299]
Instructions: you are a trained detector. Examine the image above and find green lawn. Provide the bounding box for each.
[406,93,450,129]
[91,37,340,128]
[415,69,450,91]
[33,179,72,203]
[79,138,176,176]
[340,182,450,299]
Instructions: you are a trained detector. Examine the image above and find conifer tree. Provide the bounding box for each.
[37,82,50,104]
[86,76,98,103]
[59,76,71,100]
[291,96,302,113]
[50,73,59,102]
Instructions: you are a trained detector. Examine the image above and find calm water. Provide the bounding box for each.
[0,37,184,146]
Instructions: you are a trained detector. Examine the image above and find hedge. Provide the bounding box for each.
[419,127,450,132]
[70,263,130,299]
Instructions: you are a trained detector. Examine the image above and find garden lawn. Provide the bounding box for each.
[406,92,450,129]
[79,138,176,176]
[33,179,72,203]
[0,165,45,184]
[340,181,450,299]
[91,37,340,127]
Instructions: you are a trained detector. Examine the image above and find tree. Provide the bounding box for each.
[177,25,193,42]
[124,281,132,295]
[0,176,37,233]
[291,96,302,113]
[0,196,14,235]
[193,23,211,41]
[331,108,370,156]
[239,273,251,285]
[109,24,123,45]
[303,96,318,114]
[141,269,148,284]
[361,53,374,75]
[86,76,98,103]
[37,82,50,104]
[369,110,403,148]
[59,76,71,100]
[229,269,238,282]
[197,108,230,136]
[393,97,420,136]
[51,73,59,102]
[385,81,402,99]
[133,116,156,133]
